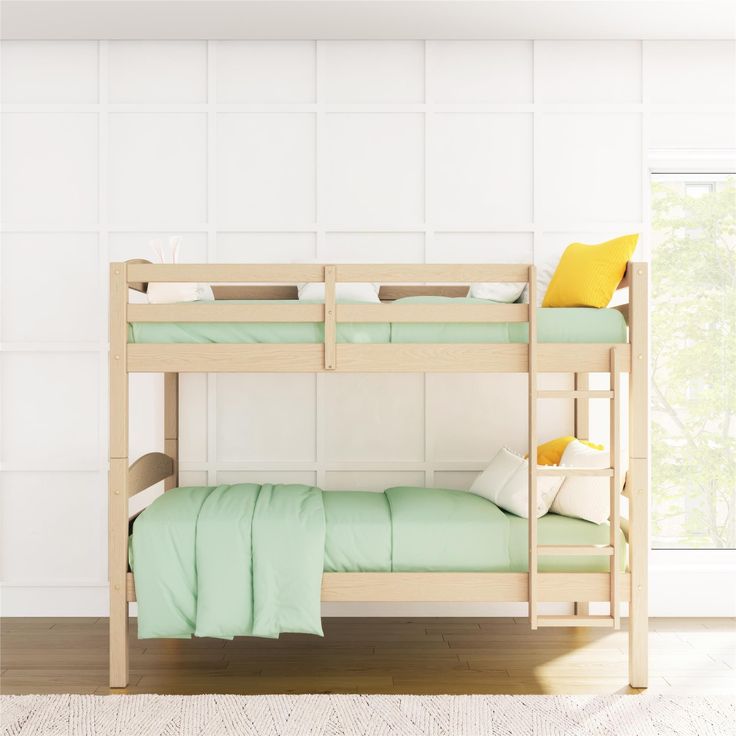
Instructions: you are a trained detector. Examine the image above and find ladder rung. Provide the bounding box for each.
[537,467,614,477]
[536,390,614,399]
[537,544,614,556]
[537,615,615,628]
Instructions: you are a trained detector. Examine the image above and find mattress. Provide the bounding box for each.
[128,297,628,344]
[131,485,626,576]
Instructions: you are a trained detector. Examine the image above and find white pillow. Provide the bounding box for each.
[147,282,214,304]
[469,282,526,303]
[470,447,564,519]
[297,282,380,303]
[520,258,558,306]
[550,439,612,524]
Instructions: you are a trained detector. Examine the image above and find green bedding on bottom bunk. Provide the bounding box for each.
[128,298,628,344]
[131,484,626,641]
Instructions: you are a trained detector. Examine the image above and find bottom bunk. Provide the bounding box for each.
[128,483,628,640]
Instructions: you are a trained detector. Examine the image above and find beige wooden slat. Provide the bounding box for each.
[128,344,325,372]
[127,303,324,323]
[128,263,326,284]
[537,467,614,477]
[125,343,632,374]
[125,572,632,604]
[336,264,530,283]
[538,390,613,399]
[537,545,614,557]
[337,303,529,323]
[537,616,615,628]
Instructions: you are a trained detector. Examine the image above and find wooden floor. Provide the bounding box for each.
[1,617,734,696]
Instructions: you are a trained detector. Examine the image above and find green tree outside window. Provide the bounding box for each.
[651,175,735,548]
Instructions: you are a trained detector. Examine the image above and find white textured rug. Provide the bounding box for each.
[1,694,733,736]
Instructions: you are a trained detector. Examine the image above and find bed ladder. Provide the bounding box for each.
[528,312,622,630]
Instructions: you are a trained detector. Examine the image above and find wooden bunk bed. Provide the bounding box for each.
[109,261,649,689]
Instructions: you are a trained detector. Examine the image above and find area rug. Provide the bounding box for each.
[1,693,733,736]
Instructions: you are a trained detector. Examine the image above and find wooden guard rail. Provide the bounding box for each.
[125,262,536,372]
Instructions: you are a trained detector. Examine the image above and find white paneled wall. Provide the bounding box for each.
[1,39,734,614]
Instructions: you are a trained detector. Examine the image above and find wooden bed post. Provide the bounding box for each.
[164,373,179,490]
[109,263,129,688]
[574,372,591,617]
[527,266,538,629]
[628,262,649,687]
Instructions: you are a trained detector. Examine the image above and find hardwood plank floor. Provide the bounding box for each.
[1,617,733,696]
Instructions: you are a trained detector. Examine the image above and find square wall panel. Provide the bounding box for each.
[108,41,207,103]
[433,472,478,491]
[645,41,736,104]
[430,232,532,264]
[536,113,642,224]
[216,41,315,103]
[217,113,315,228]
[217,471,317,486]
[321,41,424,103]
[129,374,163,462]
[216,233,316,263]
[108,232,208,264]
[1,353,99,468]
[429,114,532,226]
[534,41,641,103]
[324,471,425,492]
[323,114,424,226]
[108,113,207,225]
[1,113,98,226]
[427,374,528,462]
[179,471,208,486]
[216,374,316,462]
[649,113,736,150]
[324,374,424,463]
[1,41,98,103]
[0,473,105,582]
[323,233,424,263]
[427,41,532,103]
[179,373,208,464]
[2,234,99,343]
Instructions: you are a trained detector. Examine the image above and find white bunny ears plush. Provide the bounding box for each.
[146,236,214,304]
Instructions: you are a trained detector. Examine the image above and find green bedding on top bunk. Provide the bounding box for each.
[128,297,628,344]
[130,484,626,640]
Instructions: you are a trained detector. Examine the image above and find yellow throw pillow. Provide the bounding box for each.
[535,436,604,465]
[542,234,639,308]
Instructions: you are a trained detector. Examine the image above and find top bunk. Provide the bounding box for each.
[112,261,645,374]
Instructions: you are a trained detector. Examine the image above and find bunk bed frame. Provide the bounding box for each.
[109,261,649,689]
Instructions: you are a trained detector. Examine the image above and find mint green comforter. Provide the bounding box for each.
[131,483,325,639]
[132,484,626,640]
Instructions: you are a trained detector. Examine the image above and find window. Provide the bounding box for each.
[650,173,735,549]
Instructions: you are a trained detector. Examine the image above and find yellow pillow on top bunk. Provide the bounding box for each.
[542,234,639,308]
[535,435,604,465]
